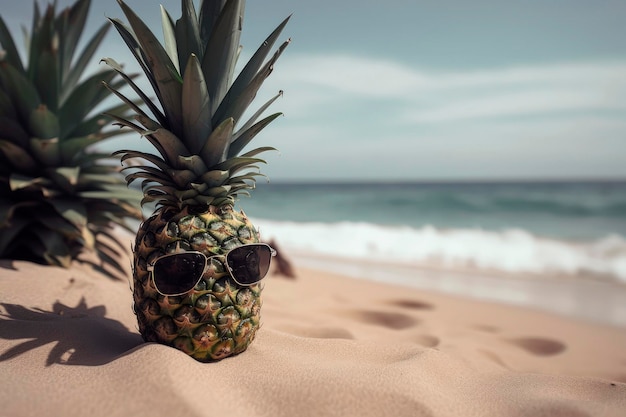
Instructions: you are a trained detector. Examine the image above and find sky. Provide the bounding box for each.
[3,0,626,182]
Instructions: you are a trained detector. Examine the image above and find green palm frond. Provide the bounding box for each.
[0,0,142,277]
[104,0,290,210]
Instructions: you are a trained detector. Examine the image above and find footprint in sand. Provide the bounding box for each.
[281,325,355,340]
[414,334,440,348]
[505,337,566,356]
[352,309,419,330]
[472,324,501,333]
[387,299,435,311]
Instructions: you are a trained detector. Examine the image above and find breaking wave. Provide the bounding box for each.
[254,218,626,284]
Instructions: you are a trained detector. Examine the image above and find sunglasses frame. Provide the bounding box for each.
[147,243,277,296]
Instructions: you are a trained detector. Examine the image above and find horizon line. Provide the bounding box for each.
[260,177,626,185]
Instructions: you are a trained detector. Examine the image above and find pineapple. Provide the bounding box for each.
[0,0,142,274]
[105,0,289,361]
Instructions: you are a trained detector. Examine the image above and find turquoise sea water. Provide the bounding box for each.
[239,181,626,240]
[233,181,626,282]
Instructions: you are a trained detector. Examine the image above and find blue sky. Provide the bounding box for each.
[3,0,626,181]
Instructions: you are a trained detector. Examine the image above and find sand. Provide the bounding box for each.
[1,231,625,417]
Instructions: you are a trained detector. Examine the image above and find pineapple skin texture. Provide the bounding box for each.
[132,205,262,361]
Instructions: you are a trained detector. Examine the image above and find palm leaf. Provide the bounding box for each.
[0,16,25,72]
[233,90,283,142]
[199,169,229,187]
[124,165,172,183]
[199,117,233,168]
[0,61,41,123]
[57,0,90,79]
[160,5,179,73]
[114,150,170,173]
[101,80,156,128]
[58,70,117,139]
[198,0,227,51]
[106,18,169,129]
[215,15,290,124]
[29,137,61,166]
[175,0,203,75]
[239,146,277,159]
[107,114,178,163]
[176,154,209,176]
[201,0,244,115]
[69,100,136,139]
[29,104,60,140]
[0,116,29,147]
[0,140,38,172]
[215,38,290,127]
[116,0,184,138]
[61,24,110,104]
[33,228,73,268]
[48,198,88,232]
[59,135,105,164]
[0,216,29,255]
[100,57,166,125]
[212,156,264,173]
[182,54,211,154]
[229,113,281,158]
[0,89,16,119]
[34,48,59,112]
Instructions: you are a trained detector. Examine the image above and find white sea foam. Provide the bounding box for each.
[254,218,626,284]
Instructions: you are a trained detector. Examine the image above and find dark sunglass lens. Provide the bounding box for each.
[227,245,272,285]
[153,252,206,294]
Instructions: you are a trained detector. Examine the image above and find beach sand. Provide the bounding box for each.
[1,230,625,417]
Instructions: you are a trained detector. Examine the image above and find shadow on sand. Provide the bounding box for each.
[0,298,142,366]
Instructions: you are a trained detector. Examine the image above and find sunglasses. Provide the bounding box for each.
[147,243,276,296]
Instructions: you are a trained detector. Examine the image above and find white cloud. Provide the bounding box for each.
[260,114,626,180]
[405,88,626,124]
[264,53,626,125]
[273,54,429,97]
[416,61,626,90]
[275,54,626,92]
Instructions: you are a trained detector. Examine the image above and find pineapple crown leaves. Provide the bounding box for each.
[0,0,142,276]
[103,0,290,209]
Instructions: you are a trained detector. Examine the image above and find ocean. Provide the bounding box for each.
[234,181,626,284]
